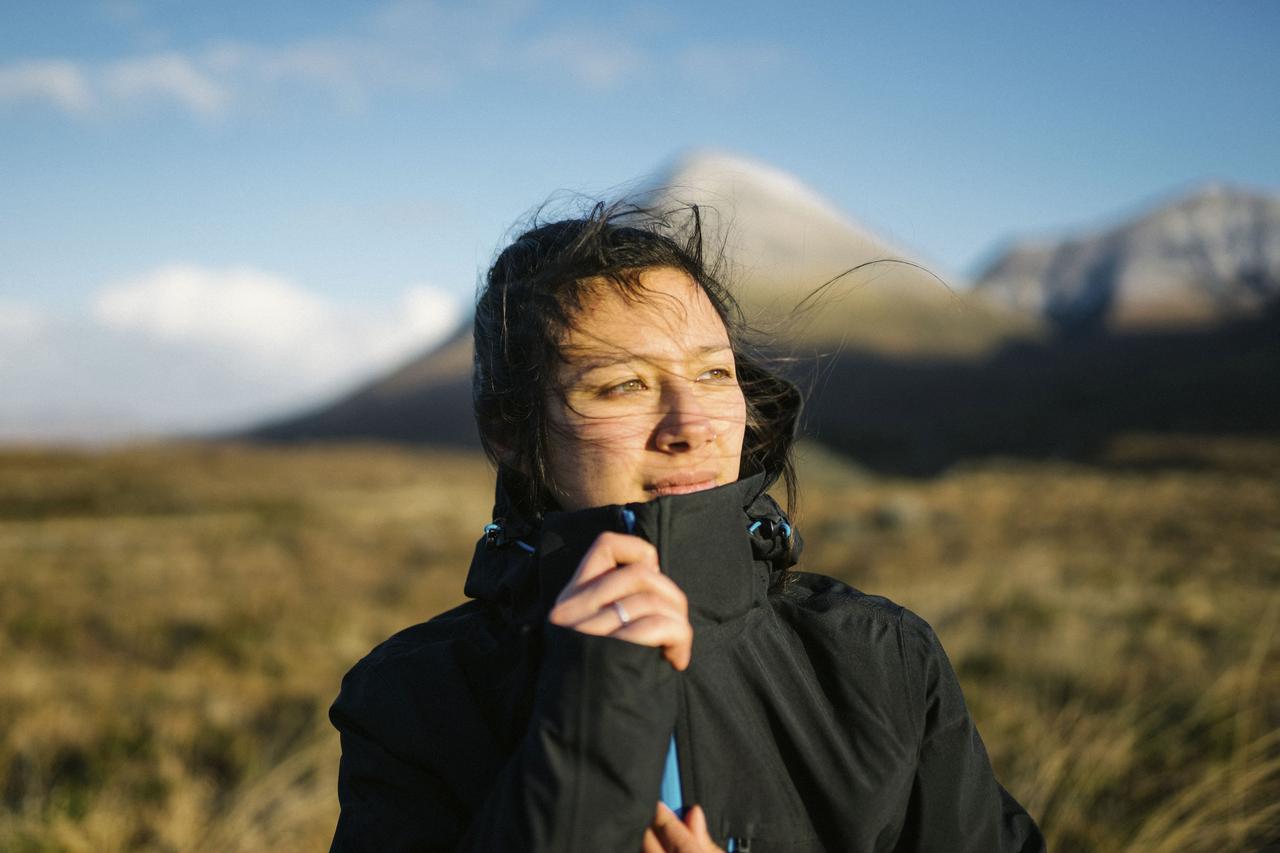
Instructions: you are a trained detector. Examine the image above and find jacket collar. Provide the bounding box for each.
[464,469,800,628]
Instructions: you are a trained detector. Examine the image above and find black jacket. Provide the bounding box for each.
[330,471,1045,852]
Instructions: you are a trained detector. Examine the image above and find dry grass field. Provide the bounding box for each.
[0,436,1277,851]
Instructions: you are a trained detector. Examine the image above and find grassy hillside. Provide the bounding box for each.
[0,438,1277,851]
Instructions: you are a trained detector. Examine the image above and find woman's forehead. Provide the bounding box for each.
[563,267,730,358]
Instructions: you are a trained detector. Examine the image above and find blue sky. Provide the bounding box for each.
[2,0,1278,439]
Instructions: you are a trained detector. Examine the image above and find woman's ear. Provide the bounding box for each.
[481,429,519,473]
[491,438,525,473]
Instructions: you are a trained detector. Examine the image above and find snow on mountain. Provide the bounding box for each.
[635,150,936,305]
[974,184,1280,332]
[630,149,1033,354]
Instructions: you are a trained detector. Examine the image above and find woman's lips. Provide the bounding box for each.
[645,472,719,497]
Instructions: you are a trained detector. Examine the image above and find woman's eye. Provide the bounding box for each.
[606,379,647,395]
[699,367,734,383]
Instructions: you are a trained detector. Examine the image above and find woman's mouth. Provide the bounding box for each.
[645,472,719,497]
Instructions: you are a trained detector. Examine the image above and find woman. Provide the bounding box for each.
[329,205,1045,852]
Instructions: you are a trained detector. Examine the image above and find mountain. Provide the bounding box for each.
[634,150,920,305]
[974,184,1280,333]
[633,150,1036,355]
[249,163,1280,472]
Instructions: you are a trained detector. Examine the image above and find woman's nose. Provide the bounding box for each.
[652,388,715,453]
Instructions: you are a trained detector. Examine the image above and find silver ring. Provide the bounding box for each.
[612,600,631,627]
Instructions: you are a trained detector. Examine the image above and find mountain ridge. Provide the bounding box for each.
[974,182,1280,332]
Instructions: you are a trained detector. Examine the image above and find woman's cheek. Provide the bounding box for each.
[572,411,657,449]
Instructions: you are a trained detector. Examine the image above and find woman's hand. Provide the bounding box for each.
[549,532,693,671]
[642,804,724,852]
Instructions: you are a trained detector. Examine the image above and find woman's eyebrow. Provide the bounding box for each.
[567,344,732,372]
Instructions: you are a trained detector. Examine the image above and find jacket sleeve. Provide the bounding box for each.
[329,623,679,852]
[895,611,1045,853]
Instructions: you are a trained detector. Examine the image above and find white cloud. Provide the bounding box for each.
[0,1,669,119]
[379,286,463,360]
[0,59,92,113]
[0,3,795,121]
[94,265,332,361]
[0,51,229,117]
[0,265,460,443]
[103,52,230,116]
[93,264,460,388]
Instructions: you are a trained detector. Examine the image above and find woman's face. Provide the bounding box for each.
[544,267,748,511]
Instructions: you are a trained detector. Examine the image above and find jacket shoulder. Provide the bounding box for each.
[329,601,503,849]
[352,599,489,672]
[330,600,494,752]
[779,571,941,639]
[777,570,907,622]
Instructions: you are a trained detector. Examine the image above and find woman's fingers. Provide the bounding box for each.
[551,568,687,628]
[561,591,670,634]
[549,530,694,672]
[649,804,723,852]
[613,612,694,670]
[642,827,666,853]
[557,594,693,670]
[649,804,693,852]
[686,805,710,838]
[560,532,658,592]
[553,584,693,670]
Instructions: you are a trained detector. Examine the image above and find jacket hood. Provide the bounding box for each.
[464,469,801,627]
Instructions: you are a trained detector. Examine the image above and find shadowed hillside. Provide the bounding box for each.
[800,304,1280,474]
[249,304,1280,475]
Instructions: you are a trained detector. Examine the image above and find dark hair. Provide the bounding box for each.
[472,201,801,517]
